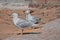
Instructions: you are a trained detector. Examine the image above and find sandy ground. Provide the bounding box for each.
[0,1,60,40]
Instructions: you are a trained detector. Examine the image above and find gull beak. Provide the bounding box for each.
[8,14,13,18]
[11,14,13,16]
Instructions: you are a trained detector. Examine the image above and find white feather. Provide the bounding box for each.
[12,13,37,29]
[26,9,41,24]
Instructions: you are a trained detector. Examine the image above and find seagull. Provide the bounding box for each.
[12,13,37,35]
[26,9,41,24]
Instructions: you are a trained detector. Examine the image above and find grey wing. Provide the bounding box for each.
[16,20,32,28]
[33,16,41,24]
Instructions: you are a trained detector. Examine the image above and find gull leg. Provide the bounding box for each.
[21,29,24,35]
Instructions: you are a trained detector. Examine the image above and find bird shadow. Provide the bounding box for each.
[17,32,41,35]
[24,32,41,34]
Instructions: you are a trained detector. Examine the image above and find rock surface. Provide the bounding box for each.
[4,18,60,40]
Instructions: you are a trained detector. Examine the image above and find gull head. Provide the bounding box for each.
[26,8,31,14]
[11,13,18,18]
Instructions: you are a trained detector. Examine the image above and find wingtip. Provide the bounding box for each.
[39,18,41,20]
